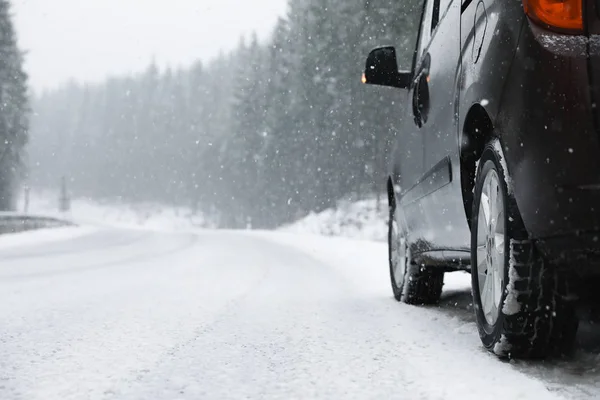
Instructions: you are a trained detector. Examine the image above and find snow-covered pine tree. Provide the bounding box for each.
[0,0,28,210]
[227,34,270,227]
[261,17,296,225]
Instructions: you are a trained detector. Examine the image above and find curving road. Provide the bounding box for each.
[1,227,599,399]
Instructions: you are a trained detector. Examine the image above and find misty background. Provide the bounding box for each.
[5,0,422,229]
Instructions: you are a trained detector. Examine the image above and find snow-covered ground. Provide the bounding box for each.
[3,226,597,400]
[2,193,600,399]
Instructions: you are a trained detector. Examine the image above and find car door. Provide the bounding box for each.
[390,0,429,200]
[393,0,435,243]
[421,0,460,174]
[408,0,470,251]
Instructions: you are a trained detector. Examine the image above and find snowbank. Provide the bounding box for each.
[21,190,386,240]
[280,198,388,242]
[20,190,215,231]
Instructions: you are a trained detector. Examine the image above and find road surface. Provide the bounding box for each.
[1,226,599,399]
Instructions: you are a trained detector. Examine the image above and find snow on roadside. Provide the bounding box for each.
[20,190,214,231]
[22,190,385,238]
[280,198,388,242]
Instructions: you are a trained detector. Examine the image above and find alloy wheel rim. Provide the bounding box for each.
[476,169,506,326]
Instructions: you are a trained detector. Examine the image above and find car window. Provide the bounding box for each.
[434,0,454,32]
[392,0,429,72]
[439,0,453,16]
[432,0,441,31]
[416,0,436,58]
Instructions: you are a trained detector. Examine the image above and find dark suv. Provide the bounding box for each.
[363,0,600,358]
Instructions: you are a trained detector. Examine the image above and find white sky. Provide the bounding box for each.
[12,0,287,91]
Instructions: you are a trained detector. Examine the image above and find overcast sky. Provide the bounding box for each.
[12,0,287,91]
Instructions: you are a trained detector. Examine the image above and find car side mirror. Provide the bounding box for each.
[362,46,412,89]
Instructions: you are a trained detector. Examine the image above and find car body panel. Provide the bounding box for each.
[497,21,600,245]
[393,0,471,259]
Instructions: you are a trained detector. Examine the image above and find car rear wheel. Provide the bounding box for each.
[471,141,578,359]
[389,200,444,305]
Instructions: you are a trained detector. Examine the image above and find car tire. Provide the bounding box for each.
[471,141,578,359]
[389,200,444,305]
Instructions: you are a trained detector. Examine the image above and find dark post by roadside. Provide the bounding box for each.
[23,186,30,213]
[59,177,71,212]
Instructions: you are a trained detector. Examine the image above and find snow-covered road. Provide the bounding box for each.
[1,227,600,399]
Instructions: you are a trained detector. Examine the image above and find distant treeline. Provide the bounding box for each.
[28,0,421,228]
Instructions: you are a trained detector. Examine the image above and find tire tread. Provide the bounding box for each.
[402,265,444,305]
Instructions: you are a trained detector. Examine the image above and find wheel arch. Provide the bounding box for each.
[460,103,494,228]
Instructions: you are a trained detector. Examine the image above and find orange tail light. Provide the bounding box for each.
[522,0,583,32]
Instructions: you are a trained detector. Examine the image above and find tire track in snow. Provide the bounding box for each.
[0,232,199,281]
[0,229,148,261]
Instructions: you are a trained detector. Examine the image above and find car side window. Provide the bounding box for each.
[415,3,430,58]
[434,0,454,30]
[414,0,453,66]
[416,0,439,58]
[439,0,453,16]
[431,0,441,31]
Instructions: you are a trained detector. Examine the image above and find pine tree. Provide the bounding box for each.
[0,0,29,210]
[228,34,270,227]
[262,17,295,225]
